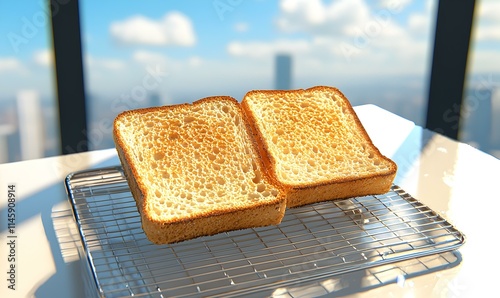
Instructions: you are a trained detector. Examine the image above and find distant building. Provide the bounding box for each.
[0,123,15,163]
[149,92,161,107]
[17,91,44,160]
[275,54,292,90]
[491,88,500,150]
[459,88,492,152]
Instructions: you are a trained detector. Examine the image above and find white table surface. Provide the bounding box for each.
[1,104,499,297]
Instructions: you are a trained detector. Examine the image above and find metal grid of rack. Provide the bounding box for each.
[65,166,465,297]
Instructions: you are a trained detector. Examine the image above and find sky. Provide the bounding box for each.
[0,0,499,107]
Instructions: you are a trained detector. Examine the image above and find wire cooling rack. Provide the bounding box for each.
[65,166,465,297]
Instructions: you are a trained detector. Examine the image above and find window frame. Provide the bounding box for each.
[49,0,477,155]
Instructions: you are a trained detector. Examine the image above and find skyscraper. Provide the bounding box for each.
[275,54,292,90]
[16,90,45,160]
[460,88,492,152]
[490,88,500,151]
[149,92,161,107]
[0,123,15,163]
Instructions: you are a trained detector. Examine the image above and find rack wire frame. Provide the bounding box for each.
[65,166,465,297]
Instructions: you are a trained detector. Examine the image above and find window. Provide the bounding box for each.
[461,0,500,158]
[0,0,59,163]
[79,0,437,152]
[4,1,495,163]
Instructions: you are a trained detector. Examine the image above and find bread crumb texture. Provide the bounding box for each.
[244,87,394,186]
[114,98,280,223]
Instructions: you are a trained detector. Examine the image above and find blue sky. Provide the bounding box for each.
[79,0,426,59]
[0,0,499,106]
[78,1,278,59]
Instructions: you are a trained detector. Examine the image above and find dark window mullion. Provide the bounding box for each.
[426,0,476,139]
[50,0,88,154]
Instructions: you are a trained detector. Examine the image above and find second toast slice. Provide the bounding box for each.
[242,86,397,207]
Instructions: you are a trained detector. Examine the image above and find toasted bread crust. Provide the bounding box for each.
[114,86,398,243]
[113,96,286,244]
[241,86,397,207]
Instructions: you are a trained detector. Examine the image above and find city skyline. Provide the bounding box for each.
[0,0,499,162]
[2,71,499,163]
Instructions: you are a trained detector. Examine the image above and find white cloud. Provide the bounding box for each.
[0,57,52,98]
[378,0,413,11]
[33,49,53,67]
[276,0,371,37]
[102,60,127,70]
[474,0,500,42]
[110,12,196,46]
[85,55,126,70]
[475,26,500,41]
[83,54,150,97]
[188,56,203,67]
[477,0,500,23]
[468,49,500,73]
[133,50,168,65]
[466,0,500,74]
[234,22,249,32]
[408,13,428,32]
[227,0,438,78]
[0,57,22,72]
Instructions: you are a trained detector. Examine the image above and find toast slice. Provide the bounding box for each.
[241,86,397,207]
[113,96,286,244]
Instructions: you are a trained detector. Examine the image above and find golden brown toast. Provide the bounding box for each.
[241,86,397,207]
[113,96,286,244]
